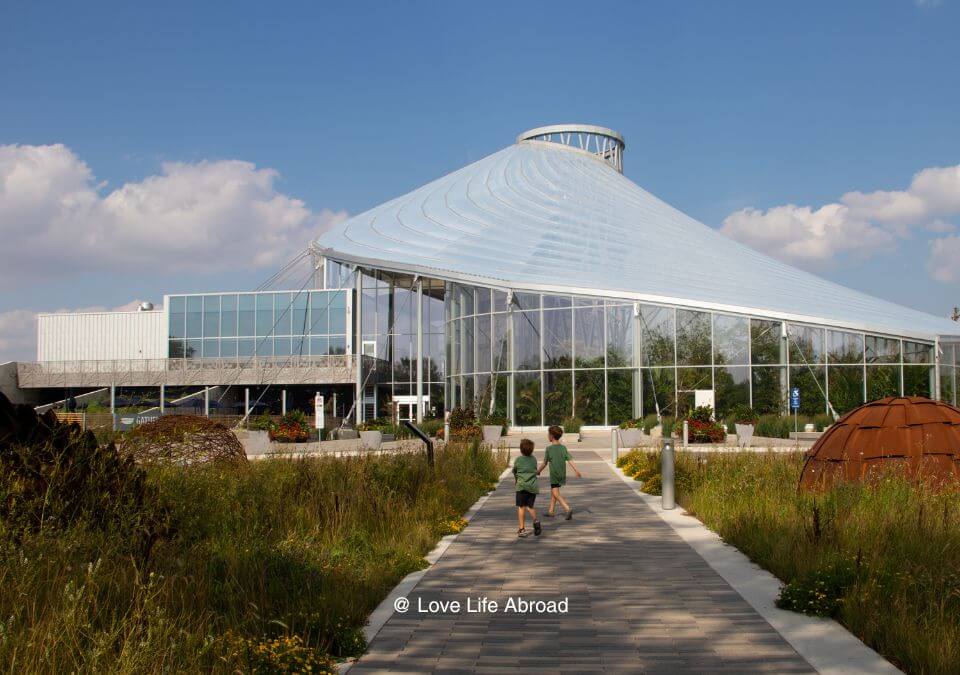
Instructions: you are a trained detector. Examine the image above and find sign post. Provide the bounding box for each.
[314,393,325,431]
[790,386,800,442]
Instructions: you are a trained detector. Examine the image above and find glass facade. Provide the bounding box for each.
[167,290,349,359]
[444,281,945,426]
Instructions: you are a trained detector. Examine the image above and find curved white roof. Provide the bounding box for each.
[314,135,959,341]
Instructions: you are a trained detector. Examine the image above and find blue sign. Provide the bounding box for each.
[790,387,801,411]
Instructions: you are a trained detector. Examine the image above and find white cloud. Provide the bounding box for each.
[721,163,960,277]
[927,236,960,283]
[0,300,159,362]
[0,144,347,285]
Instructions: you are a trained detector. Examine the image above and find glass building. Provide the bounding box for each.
[310,124,959,426]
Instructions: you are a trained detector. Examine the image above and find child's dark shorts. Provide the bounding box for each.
[515,490,536,507]
[550,483,561,489]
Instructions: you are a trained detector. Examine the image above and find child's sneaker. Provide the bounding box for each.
[518,528,529,538]
[533,520,542,536]
[544,511,555,518]
[565,509,573,521]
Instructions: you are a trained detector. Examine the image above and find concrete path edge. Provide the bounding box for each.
[339,465,513,673]
[605,459,901,675]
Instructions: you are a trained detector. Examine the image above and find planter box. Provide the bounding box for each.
[382,433,396,442]
[332,428,359,440]
[482,425,503,445]
[735,423,755,448]
[804,423,816,433]
[360,430,383,451]
[618,427,643,448]
[235,429,270,455]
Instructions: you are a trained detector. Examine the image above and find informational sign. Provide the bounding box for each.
[790,387,801,411]
[314,393,325,430]
[694,389,715,414]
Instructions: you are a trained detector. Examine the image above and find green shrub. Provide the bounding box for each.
[479,412,509,434]
[729,404,759,425]
[756,414,790,438]
[448,407,476,429]
[813,413,835,431]
[775,561,856,617]
[249,413,276,432]
[561,416,583,434]
[641,414,660,434]
[417,418,443,438]
[619,418,643,430]
[687,405,714,424]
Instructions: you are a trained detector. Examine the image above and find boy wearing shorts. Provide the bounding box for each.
[538,425,581,520]
[513,438,541,537]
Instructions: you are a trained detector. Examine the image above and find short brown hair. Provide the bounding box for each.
[548,425,563,441]
[519,438,534,455]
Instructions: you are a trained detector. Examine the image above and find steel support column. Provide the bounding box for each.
[416,277,424,424]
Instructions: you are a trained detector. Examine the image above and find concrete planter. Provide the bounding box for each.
[482,425,503,445]
[735,423,755,448]
[618,427,643,448]
[804,423,816,433]
[235,429,270,455]
[360,430,383,451]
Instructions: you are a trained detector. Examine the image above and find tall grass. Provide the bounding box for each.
[0,443,506,672]
[672,452,960,674]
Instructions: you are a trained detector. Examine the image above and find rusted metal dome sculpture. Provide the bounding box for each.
[800,397,960,490]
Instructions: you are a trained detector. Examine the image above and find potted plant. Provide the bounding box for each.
[479,412,508,445]
[269,411,311,443]
[561,415,584,442]
[730,404,759,448]
[448,406,482,442]
[617,418,644,448]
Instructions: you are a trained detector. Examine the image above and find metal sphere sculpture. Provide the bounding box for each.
[799,396,960,490]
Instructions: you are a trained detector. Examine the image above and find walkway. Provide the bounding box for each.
[351,450,813,674]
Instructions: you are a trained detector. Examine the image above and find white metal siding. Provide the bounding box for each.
[37,311,166,362]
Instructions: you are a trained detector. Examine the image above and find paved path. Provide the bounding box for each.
[352,450,814,674]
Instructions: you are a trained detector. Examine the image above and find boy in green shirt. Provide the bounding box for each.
[513,438,541,537]
[538,425,581,520]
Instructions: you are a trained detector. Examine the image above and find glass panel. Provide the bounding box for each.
[186,339,202,359]
[827,330,863,364]
[828,366,864,415]
[475,314,492,374]
[903,341,934,364]
[393,334,414,382]
[866,365,901,401]
[492,290,509,313]
[329,291,347,334]
[606,369,636,426]
[543,308,573,369]
[751,319,783,365]
[202,296,220,337]
[940,367,956,405]
[493,314,510,372]
[463,376,475,408]
[462,317,475,374]
[713,314,748,366]
[677,367,712,391]
[676,310,712,366]
[475,288,491,315]
[865,336,900,364]
[168,339,185,358]
[513,311,541,371]
[606,305,634,368]
[449,284,462,319]
[543,294,571,309]
[202,338,219,358]
[752,366,786,415]
[903,365,934,397]
[460,286,474,317]
[425,286,445,334]
[274,337,292,357]
[640,306,674,367]
[393,282,416,335]
[256,294,274,336]
[309,337,328,356]
[475,373,492,413]
[362,274,380,333]
[274,293,292,336]
[514,372,541,426]
[492,374,509,419]
[642,368,675,417]
[310,292,329,335]
[221,294,237,338]
[426,333,444,380]
[328,336,346,355]
[787,324,824,365]
[574,297,602,307]
[237,338,255,358]
[450,320,460,375]
[219,338,237,358]
[574,370,605,425]
[291,293,308,336]
[789,366,826,415]
[543,371,573,425]
[185,296,203,338]
[168,296,185,339]
[256,337,273,358]
[513,292,540,311]
[714,366,750,418]
[574,306,605,368]
[238,295,255,336]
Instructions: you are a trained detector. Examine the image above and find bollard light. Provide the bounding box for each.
[611,428,619,463]
[661,438,676,510]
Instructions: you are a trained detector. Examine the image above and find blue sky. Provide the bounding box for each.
[1,0,958,359]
